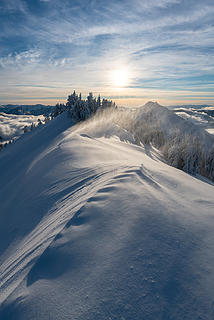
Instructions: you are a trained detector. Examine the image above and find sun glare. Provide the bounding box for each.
[111,68,130,88]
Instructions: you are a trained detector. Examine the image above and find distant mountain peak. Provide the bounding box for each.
[144,101,162,107]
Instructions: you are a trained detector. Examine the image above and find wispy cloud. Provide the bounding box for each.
[0,0,27,14]
[0,49,42,68]
[0,0,214,105]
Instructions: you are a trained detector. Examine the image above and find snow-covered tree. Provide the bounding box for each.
[52,103,65,118]
[64,91,117,122]
[97,95,101,109]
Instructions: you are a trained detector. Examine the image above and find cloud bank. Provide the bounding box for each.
[0,113,44,140]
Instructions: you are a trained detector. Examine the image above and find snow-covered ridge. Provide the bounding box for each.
[136,102,214,180]
[0,104,214,319]
[79,101,214,180]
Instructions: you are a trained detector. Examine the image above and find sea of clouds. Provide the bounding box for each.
[0,113,44,142]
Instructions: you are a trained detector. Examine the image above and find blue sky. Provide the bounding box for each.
[0,0,214,106]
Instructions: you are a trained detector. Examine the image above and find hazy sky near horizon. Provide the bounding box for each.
[0,0,214,106]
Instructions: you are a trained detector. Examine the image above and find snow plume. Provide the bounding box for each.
[73,107,136,144]
[73,102,214,181]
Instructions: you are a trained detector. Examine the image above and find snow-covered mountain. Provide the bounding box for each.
[107,102,214,180]
[0,103,214,319]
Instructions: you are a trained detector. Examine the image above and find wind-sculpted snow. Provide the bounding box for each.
[0,108,214,319]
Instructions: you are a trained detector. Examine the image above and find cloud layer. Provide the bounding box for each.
[0,113,44,140]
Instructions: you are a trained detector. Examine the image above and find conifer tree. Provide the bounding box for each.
[54,90,117,122]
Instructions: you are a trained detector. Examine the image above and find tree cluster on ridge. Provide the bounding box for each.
[54,90,116,121]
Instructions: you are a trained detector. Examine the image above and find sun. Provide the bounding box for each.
[111,68,130,88]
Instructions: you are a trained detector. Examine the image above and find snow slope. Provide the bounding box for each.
[0,109,214,319]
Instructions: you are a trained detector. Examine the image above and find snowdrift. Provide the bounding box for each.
[0,106,214,319]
